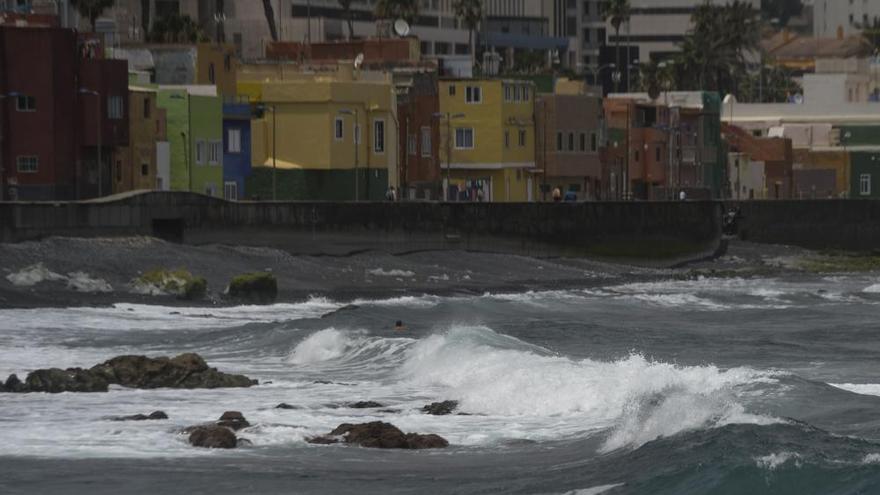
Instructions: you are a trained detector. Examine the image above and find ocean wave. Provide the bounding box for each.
[755,451,803,471]
[395,325,777,450]
[829,383,880,397]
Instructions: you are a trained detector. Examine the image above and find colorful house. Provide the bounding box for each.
[0,25,128,200]
[397,71,441,200]
[437,79,536,202]
[238,69,397,201]
[536,92,604,201]
[112,87,167,193]
[222,102,252,200]
[156,86,223,196]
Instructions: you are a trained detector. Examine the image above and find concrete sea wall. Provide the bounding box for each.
[0,192,722,259]
[729,200,880,252]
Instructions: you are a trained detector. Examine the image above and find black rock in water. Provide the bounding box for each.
[275,403,299,410]
[188,425,238,449]
[421,400,459,415]
[349,401,384,409]
[308,422,448,449]
[216,411,250,431]
[1,353,257,393]
[111,411,169,421]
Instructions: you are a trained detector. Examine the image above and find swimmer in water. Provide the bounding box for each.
[394,320,406,332]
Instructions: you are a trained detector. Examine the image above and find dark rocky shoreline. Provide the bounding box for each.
[0,236,820,310]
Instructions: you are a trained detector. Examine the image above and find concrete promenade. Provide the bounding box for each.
[0,192,722,259]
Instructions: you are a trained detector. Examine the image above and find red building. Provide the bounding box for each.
[397,71,440,200]
[0,25,128,200]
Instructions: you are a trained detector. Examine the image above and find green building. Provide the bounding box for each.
[157,86,223,196]
[849,151,880,198]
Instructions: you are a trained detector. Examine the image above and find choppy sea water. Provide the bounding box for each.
[4,274,880,494]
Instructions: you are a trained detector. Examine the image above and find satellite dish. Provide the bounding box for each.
[393,19,410,37]
[354,53,364,70]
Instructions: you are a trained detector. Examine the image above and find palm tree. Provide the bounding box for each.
[603,0,631,92]
[453,0,483,68]
[70,0,114,32]
[338,0,356,40]
[676,0,760,96]
[262,0,279,42]
[374,0,419,23]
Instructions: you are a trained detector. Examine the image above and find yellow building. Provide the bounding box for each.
[112,87,167,194]
[238,67,398,200]
[437,79,537,202]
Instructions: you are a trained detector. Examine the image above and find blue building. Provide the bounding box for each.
[222,102,252,200]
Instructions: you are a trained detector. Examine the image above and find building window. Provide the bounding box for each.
[455,127,474,149]
[209,141,221,164]
[465,86,482,104]
[591,132,597,152]
[557,132,564,151]
[16,155,38,173]
[354,124,361,144]
[504,85,513,102]
[204,183,217,197]
[208,63,216,84]
[504,130,510,148]
[224,54,232,72]
[579,133,586,152]
[519,129,526,147]
[115,160,122,182]
[224,181,238,201]
[522,87,529,102]
[635,150,640,162]
[656,146,661,162]
[408,134,417,155]
[421,126,432,157]
[15,95,36,112]
[861,173,872,195]
[195,140,206,164]
[514,86,521,102]
[143,97,151,119]
[568,132,575,151]
[373,119,385,153]
[334,117,344,141]
[141,163,149,176]
[448,85,456,96]
[107,96,123,119]
[227,128,241,153]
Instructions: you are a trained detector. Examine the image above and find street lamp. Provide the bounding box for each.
[338,108,360,201]
[432,112,465,202]
[0,91,21,202]
[258,103,277,201]
[79,88,102,197]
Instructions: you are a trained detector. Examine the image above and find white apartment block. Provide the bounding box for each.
[814,0,880,39]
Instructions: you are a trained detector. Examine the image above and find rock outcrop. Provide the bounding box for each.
[227,272,278,304]
[188,425,238,449]
[0,353,257,393]
[421,400,459,415]
[216,411,250,431]
[111,411,169,421]
[275,403,299,410]
[307,422,448,449]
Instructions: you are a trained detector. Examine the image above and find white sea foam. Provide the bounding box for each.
[288,328,360,364]
[756,452,802,470]
[829,383,880,397]
[862,454,880,464]
[367,268,415,277]
[5,263,66,286]
[863,284,880,293]
[398,325,777,451]
[66,272,113,293]
[563,484,625,495]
